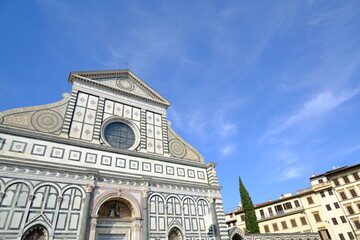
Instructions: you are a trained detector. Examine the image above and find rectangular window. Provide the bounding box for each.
[318,179,324,183]
[334,202,340,209]
[340,216,347,223]
[240,215,245,221]
[334,179,340,186]
[264,225,270,233]
[307,197,314,205]
[281,221,288,229]
[347,206,355,215]
[343,176,350,183]
[339,233,345,240]
[348,232,355,240]
[355,220,360,230]
[353,173,360,180]
[259,209,265,219]
[340,191,347,200]
[283,202,292,210]
[331,218,338,225]
[268,207,273,216]
[272,223,278,231]
[290,219,297,227]
[357,203,360,211]
[274,204,283,213]
[294,200,300,207]
[313,212,322,222]
[326,204,332,211]
[300,216,307,225]
[328,189,333,195]
[320,191,325,198]
[350,189,357,197]
[318,229,331,240]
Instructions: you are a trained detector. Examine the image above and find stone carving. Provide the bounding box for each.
[0,93,69,135]
[167,121,203,162]
[168,227,183,240]
[22,225,47,240]
[169,139,186,158]
[31,110,63,133]
[98,200,131,218]
[116,76,135,91]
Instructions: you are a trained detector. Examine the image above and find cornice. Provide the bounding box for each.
[69,71,170,108]
[0,125,208,168]
[0,158,222,192]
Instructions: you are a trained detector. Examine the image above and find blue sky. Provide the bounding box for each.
[1,0,360,211]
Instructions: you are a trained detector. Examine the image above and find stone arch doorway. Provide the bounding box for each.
[21,225,48,240]
[168,227,183,240]
[228,227,244,240]
[90,192,142,240]
[232,233,243,240]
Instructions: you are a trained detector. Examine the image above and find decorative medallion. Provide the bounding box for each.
[116,76,135,91]
[169,139,186,158]
[31,110,63,133]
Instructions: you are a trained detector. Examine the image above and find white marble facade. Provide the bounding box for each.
[0,70,228,240]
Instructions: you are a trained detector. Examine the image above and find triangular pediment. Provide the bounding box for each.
[68,69,170,107]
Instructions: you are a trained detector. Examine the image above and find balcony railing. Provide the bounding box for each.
[257,206,304,221]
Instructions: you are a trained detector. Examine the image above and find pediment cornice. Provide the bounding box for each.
[68,69,170,108]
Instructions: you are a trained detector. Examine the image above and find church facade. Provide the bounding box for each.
[0,70,228,240]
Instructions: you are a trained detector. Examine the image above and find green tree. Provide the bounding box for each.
[239,177,260,233]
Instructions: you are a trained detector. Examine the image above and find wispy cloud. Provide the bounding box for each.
[261,88,360,143]
[220,144,236,157]
[277,166,304,182]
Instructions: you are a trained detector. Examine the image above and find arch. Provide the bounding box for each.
[4,179,33,192]
[22,222,51,240]
[31,182,60,195]
[228,227,245,240]
[167,226,184,240]
[92,191,142,218]
[195,197,209,205]
[165,194,181,203]
[60,184,85,196]
[181,196,196,205]
[148,193,165,203]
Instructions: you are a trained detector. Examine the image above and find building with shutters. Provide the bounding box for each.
[0,70,228,240]
[225,163,360,240]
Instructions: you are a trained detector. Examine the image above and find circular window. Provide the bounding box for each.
[103,122,135,149]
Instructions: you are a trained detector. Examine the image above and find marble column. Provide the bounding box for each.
[79,184,94,240]
[142,189,149,240]
[210,197,220,240]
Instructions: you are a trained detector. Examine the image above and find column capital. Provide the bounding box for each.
[85,183,94,192]
[142,190,149,198]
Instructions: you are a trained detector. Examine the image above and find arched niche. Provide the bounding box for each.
[168,227,183,240]
[89,192,142,240]
[21,224,48,240]
[98,198,132,219]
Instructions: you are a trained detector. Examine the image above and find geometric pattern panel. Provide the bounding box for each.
[69,92,98,141]
[146,111,163,154]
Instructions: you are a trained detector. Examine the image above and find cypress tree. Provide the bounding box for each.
[239,177,260,233]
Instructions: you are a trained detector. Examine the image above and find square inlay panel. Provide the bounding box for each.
[51,147,65,159]
[129,160,139,170]
[101,156,112,166]
[166,166,174,175]
[10,141,27,153]
[142,162,151,172]
[69,150,81,161]
[31,144,47,156]
[85,153,97,164]
[116,158,126,168]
